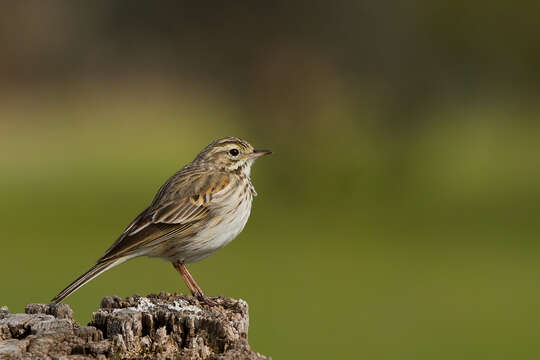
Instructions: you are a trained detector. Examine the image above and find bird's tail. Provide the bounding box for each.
[51,257,127,304]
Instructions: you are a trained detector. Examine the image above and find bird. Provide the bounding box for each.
[51,137,271,304]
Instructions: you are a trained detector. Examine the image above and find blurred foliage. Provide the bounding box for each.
[1,1,540,359]
[2,89,540,359]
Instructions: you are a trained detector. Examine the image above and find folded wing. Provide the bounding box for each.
[99,170,232,261]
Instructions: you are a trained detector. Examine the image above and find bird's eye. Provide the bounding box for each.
[229,149,239,156]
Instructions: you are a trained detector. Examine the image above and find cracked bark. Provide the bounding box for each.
[0,293,269,359]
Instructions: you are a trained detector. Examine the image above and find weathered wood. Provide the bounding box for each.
[0,293,269,359]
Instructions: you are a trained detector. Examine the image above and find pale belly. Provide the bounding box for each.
[159,192,253,264]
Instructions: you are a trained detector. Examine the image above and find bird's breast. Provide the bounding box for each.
[205,182,253,247]
[172,177,254,264]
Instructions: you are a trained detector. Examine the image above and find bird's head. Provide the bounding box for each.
[194,137,271,174]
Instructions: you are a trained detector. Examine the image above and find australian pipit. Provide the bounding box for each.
[51,137,271,304]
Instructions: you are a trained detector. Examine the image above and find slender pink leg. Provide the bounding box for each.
[172,262,200,297]
[172,262,215,305]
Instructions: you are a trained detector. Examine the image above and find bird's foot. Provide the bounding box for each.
[196,294,218,307]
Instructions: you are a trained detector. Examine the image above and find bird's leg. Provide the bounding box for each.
[172,262,201,297]
[172,262,216,305]
[182,266,205,297]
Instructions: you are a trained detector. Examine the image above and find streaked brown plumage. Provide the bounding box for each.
[51,137,271,304]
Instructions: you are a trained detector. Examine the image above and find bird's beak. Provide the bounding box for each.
[249,149,272,158]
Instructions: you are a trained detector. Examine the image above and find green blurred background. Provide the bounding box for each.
[1,1,540,358]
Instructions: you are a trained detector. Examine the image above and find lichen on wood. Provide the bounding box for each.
[0,293,268,359]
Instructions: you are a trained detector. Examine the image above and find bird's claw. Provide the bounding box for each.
[197,295,218,307]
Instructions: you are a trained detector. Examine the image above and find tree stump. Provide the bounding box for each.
[0,293,269,359]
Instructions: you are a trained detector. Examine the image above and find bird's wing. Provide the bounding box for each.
[98,170,232,261]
